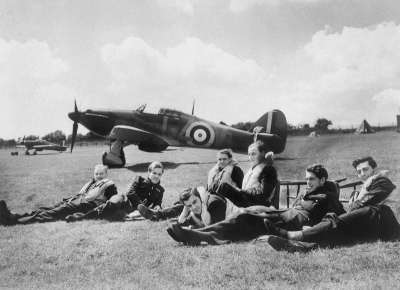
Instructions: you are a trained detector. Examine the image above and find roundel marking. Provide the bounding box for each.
[185,121,215,147]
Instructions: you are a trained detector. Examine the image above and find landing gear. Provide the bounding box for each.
[102,140,126,168]
[25,149,30,155]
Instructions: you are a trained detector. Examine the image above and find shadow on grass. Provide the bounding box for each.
[126,161,217,172]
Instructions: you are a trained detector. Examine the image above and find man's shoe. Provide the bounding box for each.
[138,204,160,221]
[65,212,85,222]
[166,224,183,243]
[170,223,200,246]
[267,235,317,253]
[0,200,13,225]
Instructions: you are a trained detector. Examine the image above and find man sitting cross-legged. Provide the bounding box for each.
[138,148,244,222]
[167,164,345,245]
[266,156,400,253]
[0,164,117,225]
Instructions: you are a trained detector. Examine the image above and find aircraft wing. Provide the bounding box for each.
[109,125,168,145]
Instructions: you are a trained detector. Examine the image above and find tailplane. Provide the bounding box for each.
[253,110,287,153]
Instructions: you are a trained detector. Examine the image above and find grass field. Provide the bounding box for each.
[0,131,399,289]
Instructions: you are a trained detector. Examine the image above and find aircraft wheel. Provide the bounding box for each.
[25,150,30,155]
[32,150,37,155]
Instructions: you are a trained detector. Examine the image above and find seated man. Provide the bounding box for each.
[138,148,244,221]
[267,156,400,252]
[167,164,344,245]
[66,161,165,221]
[214,140,277,208]
[0,164,117,225]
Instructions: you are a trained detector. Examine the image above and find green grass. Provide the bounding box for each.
[0,131,399,289]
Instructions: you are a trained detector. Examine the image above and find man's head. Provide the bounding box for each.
[148,161,164,184]
[94,164,108,181]
[305,164,328,193]
[216,149,233,169]
[248,141,267,165]
[352,156,377,181]
[179,187,202,215]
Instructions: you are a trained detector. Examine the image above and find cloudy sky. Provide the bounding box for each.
[1,0,400,139]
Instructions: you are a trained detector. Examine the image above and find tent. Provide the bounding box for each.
[308,131,319,137]
[356,119,375,134]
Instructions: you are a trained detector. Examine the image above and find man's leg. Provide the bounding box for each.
[169,212,269,245]
[215,183,250,207]
[138,202,184,221]
[17,200,96,224]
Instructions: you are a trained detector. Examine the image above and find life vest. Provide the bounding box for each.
[207,161,238,189]
[242,162,268,191]
[79,178,115,203]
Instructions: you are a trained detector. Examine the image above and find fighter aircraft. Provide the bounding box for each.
[16,137,67,155]
[68,101,287,167]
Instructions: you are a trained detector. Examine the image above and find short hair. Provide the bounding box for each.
[249,140,266,153]
[306,164,328,180]
[94,164,108,173]
[352,156,377,169]
[148,161,164,173]
[179,187,200,203]
[218,148,233,159]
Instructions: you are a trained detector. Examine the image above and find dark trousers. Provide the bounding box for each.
[157,202,184,219]
[216,183,265,207]
[178,206,307,244]
[15,198,97,224]
[302,205,400,246]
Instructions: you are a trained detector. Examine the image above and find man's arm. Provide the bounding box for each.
[232,166,244,189]
[104,184,118,200]
[148,188,164,209]
[241,166,277,197]
[350,177,396,210]
[207,195,227,224]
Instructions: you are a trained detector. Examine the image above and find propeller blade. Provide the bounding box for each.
[71,121,78,153]
[191,99,195,115]
[74,99,78,113]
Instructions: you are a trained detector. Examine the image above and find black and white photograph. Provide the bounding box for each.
[1,0,400,289]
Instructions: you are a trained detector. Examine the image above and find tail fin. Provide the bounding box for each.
[253,110,287,152]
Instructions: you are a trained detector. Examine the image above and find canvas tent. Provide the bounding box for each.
[356,119,375,134]
[308,131,319,137]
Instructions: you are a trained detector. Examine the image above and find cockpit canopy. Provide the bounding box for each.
[158,108,186,118]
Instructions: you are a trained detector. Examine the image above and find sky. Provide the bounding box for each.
[1,0,400,139]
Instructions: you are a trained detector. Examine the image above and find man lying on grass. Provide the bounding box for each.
[65,161,165,222]
[138,141,276,222]
[167,164,344,245]
[0,164,117,225]
[266,156,400,252]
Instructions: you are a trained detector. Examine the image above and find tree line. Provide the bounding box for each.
[0,130,104,149]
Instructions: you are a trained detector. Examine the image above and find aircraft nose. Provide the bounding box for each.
[68,111,80,122]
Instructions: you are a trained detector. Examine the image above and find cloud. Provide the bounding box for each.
[100,21,400,129]
[0,39,74,139]
[156,0,198,15]
[229,0,332,12]
[293,22,400,126]
[100,37,271,122]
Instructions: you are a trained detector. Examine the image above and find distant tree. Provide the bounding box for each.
[231,121,254,131]
[24,135,39,140]
[314,118,332,133]
[42,130,66,144]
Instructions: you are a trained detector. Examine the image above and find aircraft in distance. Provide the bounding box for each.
[68,101,287,168]
[16,137,67,155]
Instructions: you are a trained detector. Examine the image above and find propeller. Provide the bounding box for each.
[191,99,195,115]
[70,100,79,153]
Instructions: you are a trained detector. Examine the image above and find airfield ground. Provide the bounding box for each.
[0,131,399,289]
